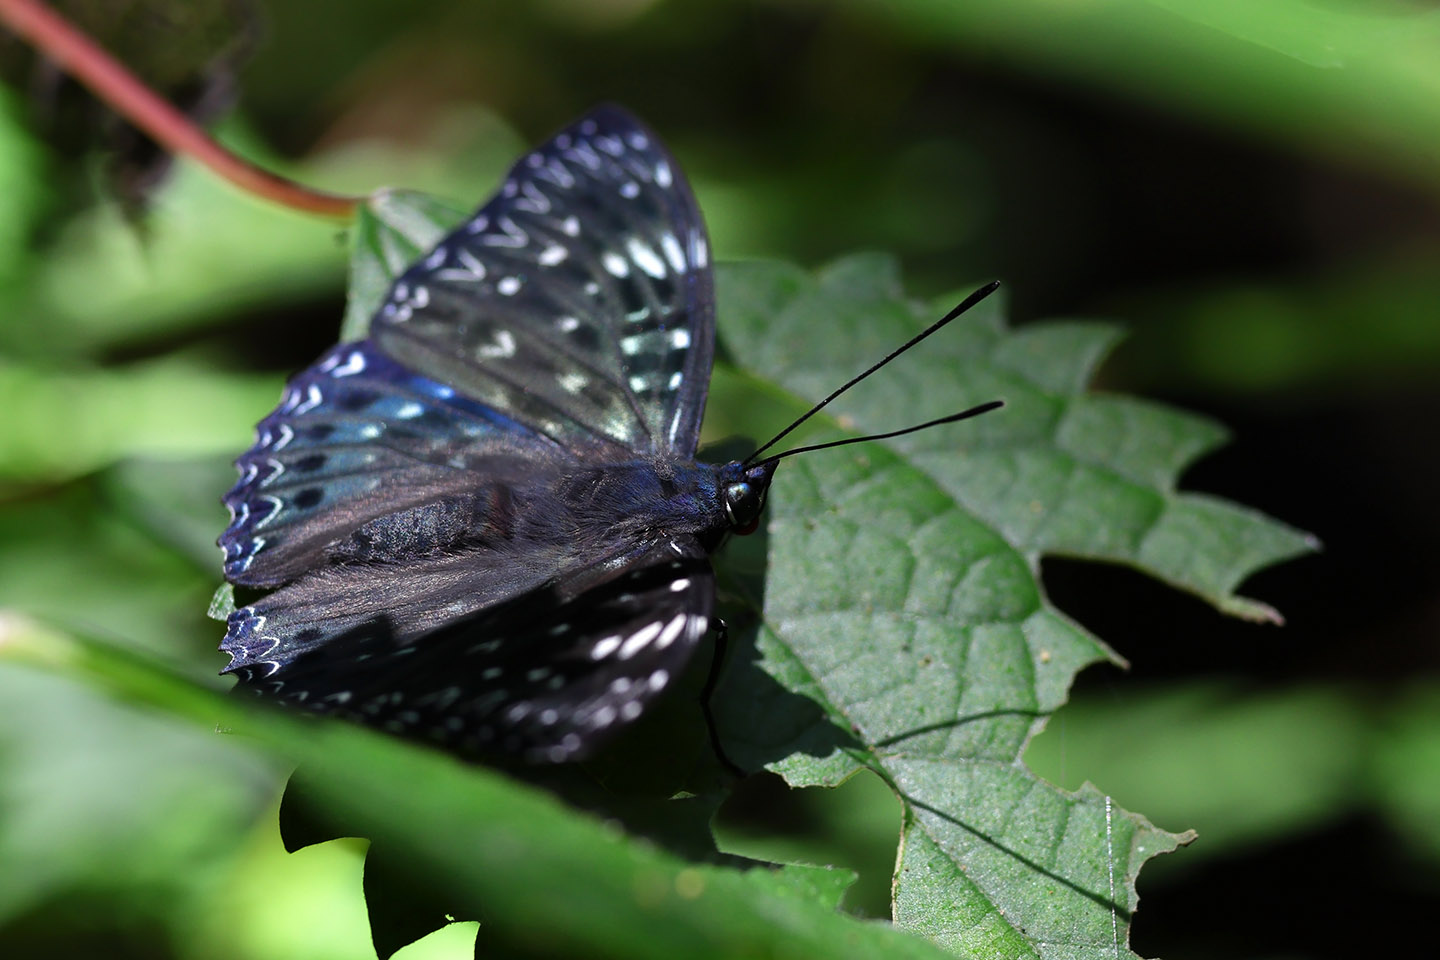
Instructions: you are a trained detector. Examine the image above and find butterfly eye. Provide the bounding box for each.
[723,481,765,533]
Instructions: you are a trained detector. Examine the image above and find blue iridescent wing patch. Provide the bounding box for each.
[219,106,727,760]
[220,341,558,586]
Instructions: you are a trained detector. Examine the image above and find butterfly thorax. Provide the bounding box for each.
[542,458,734,548]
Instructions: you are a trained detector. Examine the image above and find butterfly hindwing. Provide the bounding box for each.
[243,538,715,762]
[221,534,594,680]
[371,105,715,457]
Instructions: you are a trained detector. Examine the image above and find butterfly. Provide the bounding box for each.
[218,105,1000,764]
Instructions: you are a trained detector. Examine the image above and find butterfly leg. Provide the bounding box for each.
[700,617,744,778]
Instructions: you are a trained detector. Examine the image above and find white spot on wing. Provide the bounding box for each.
[655,160,672,188]
[255,495,283,528]
[457,248,487,279]
[497,276,522,296]
[333,351,366,377]
[602,252,630,277]
[655,614,686,650]
[538,244,567,266]
[619,621,663,659]
[627,237,666,279]
[519,182,551,213]
[660,233,685,273]
[479,329,517,358]
[590,635,622,660]
[294,384,323,415]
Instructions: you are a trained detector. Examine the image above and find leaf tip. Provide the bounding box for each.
[208,582,236,621]
[1217,595,1287,625]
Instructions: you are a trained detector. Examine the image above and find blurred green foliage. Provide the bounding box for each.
[0,1,1436,959]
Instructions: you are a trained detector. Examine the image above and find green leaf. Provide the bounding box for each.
[0,627,279,927]
[0,357,279,485]
[0,90,51,290]
[0,481,220,669]
[341,190,468,342]
[207,583,236,622]
[1368,685,1440,864]
[710,253,1311,955]
[0,625,955,960]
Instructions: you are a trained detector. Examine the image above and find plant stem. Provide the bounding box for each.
[0,0,360,218]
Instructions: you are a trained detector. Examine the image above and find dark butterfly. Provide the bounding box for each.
[218,105,999,764]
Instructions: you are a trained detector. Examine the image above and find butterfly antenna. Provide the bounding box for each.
[753,400,1003,466]
[744,280,1003,467]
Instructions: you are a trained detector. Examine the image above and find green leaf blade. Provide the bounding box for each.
[713,253,1307,955]
[1,628,957,960]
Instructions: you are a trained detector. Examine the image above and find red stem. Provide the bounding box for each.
[0,0,360,218]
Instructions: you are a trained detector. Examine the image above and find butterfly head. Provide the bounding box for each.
[719,460,777,536]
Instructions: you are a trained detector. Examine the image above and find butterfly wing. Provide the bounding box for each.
[222,531,588,679]
[219,341,566,586]
[371,104,715,457]
[233,538,715,763]
[220,106,715,587]
[219,107,722,760]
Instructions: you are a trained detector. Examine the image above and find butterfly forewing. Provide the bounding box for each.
[219,341,564,585]
[372,105,715,456]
